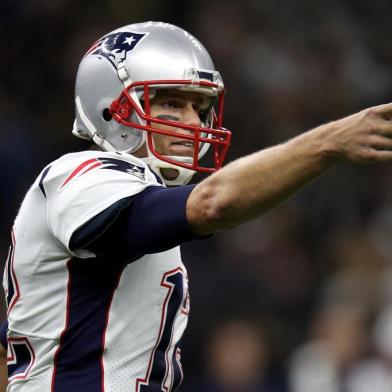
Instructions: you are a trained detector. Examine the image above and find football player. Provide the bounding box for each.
[4,21,392,391]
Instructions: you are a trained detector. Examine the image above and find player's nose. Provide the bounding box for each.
[182,104,201,128]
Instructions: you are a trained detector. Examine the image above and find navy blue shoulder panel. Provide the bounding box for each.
[69,196,135,254]
[70,184,203,259]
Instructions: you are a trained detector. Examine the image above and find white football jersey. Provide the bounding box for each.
[3,151,190,392]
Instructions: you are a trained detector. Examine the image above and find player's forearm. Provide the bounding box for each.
[187,103,392,235]
[187,123,338,235]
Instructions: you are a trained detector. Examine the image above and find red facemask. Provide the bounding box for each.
[109,80,232,174]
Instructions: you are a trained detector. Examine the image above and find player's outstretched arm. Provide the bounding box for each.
[187,103,392,235]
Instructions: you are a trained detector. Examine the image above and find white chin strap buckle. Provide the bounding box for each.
[141,156,196,186]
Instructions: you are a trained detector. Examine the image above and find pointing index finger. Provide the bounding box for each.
[372,102,392,115]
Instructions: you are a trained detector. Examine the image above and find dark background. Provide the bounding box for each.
[2,0,392,390]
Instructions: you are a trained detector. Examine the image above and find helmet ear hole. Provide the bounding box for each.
[102,108,112,121]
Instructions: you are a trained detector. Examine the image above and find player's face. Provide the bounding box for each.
[146,89,207,157]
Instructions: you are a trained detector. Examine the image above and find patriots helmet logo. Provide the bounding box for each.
[85,31,148,69]
[59,157,146,191]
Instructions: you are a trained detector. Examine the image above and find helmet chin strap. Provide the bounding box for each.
[141,151,196,186]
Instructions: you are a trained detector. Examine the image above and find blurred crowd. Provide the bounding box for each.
[2,0,392,390]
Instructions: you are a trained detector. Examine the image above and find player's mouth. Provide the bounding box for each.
[169,141,195,156]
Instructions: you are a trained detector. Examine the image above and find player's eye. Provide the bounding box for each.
[161,100,183,110]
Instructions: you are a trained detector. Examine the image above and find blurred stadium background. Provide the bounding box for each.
[2,0,392,390]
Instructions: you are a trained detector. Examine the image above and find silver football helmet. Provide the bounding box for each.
[73,21,231,185]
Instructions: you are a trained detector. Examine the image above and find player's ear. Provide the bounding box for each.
[102,108,113,121]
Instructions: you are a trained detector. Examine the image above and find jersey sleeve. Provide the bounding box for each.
[44,152,162,258]
[69,184,205,258]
